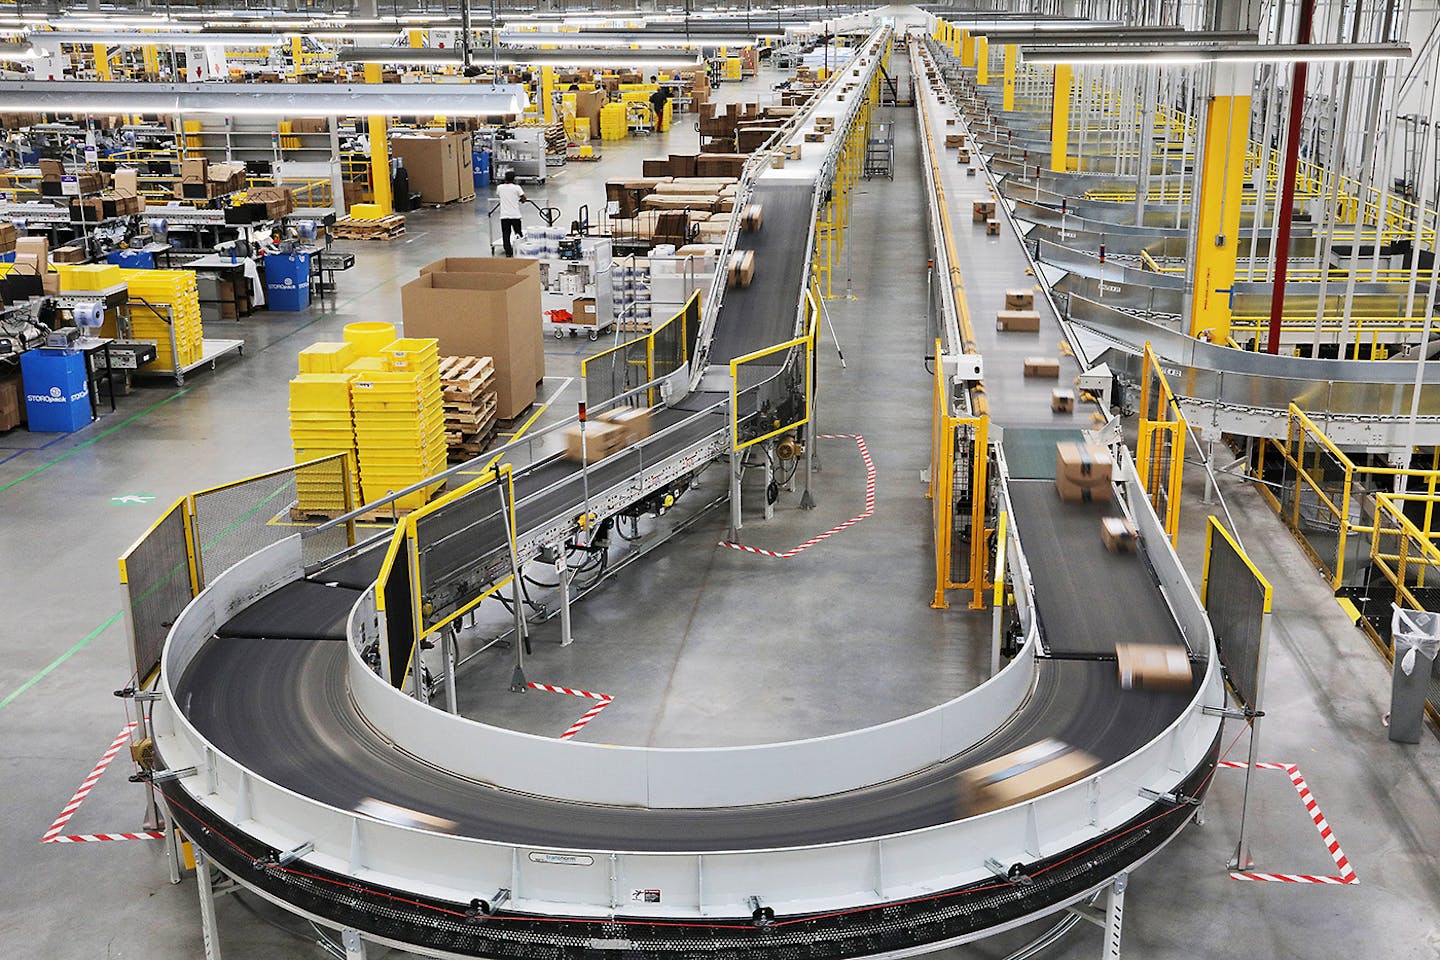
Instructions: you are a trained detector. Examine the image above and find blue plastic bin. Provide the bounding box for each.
[264,252,311,312]
[473,150,491,189]
[21,349,92,433]
[108,249,155,269]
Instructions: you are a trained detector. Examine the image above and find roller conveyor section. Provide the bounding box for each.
[1007,481,1187,659]
[708,181,817,365]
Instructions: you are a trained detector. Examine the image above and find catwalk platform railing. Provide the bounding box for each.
[1368,493,1440,725]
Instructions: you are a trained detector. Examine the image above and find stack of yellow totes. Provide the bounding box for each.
[288,371,358,512]
[351,337,446,510]
[120,269,204,370]
[600,102,628,141]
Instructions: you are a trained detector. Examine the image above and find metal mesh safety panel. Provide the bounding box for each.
[381,531,416,688]
[121,503,192,685]
[584,336,651,410]
[190,456,351,586]
[1204,522,1268,713]
[412,481,513,636]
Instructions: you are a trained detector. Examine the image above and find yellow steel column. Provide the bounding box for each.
[408,29,425,48]
[94,44,111,81]
[960,29,974,67]
[1050,63,1072,172]
[290,35,301,71]
[542,65,556,124]
[364,62,394,216]
[143,44,160,76]
[1188,63,1250,342]
[976,37,989,84]
[1003,44,1016,111]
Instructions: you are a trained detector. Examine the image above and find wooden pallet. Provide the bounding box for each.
[445,393,497,430]
[333,214,406,240]
[446,420,499,462]
[438,356,496,400]
[289,500,426,524]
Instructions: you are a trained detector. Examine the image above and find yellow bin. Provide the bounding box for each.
[343,322,397,357]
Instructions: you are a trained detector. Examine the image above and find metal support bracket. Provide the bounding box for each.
[747,895,776,927]
[467,888,511,921]
[1139,787,1200,807]
[984,857,1033,885]
[133,765,198,785]
[342,928,367,960]
[258,840,314,872]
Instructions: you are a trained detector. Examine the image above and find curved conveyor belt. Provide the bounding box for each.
[150,29,1223,960]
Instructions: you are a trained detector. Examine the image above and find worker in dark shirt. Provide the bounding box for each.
[649,86,671,130]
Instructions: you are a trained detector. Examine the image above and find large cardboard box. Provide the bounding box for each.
[573,89,608,139]
[960,740,1100,815]
[452,131,474,199]
[0,371,22,431]
[1056,475,1111,504]
[418,257,544,383]
[594,406,652,444]
[1115,643,1192,691]
[391,134,461,205]
[402,266,543,420]
[1006,288,1035,310]
[1055,442,1113,485]
[1101,516,1138,553]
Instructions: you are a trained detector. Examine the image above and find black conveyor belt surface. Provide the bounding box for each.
[176,635,1194,852]
[708,182,817,364]
[217,580,361,641]
[1007,480,1184,658]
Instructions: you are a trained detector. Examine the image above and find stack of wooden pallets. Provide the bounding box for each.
[439,355,499,461]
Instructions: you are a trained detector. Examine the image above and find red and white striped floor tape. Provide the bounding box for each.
[1219,761,1358,885]
[720,434,876,559]
[527,681,615,741]
[41,722,164,845]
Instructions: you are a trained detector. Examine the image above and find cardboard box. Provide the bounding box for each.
[1115,643,1192,692]
[1006,289,1035,310]
[0,222,15,252]
[1051,388,1075,414]
[986,218,1001,236]
[727,249,755,288]
[452,131,474,198]
[1023,356,1060,379]
[804,131,827,143]
[0,371,22,431]
[391,134,461,205]
[594,406,652,444]
[419,257,545,381]
[181,157,208,182]
[642,157,672,177]
[112,168,139,198]
[740,204,763,232]
[404,262,543,420]
[38,158,63,182]
[996,309,1040,332]
[1056,475,1111,504]
[1055,441,1113,485]
[1101,516,1138,553]
[972,200,995,222]
[945,133,963,148]
[52,244,87,263]
[960,740,1101,815]
[563,420,627,463]
[15,235,48,268]
[289,117,329,133]
[572,296,597,324]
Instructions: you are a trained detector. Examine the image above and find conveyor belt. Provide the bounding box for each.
[216,580,361,641]
[708,181,817,364]
[177,632,1195,851]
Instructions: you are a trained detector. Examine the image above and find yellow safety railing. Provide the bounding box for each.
[406,463,517,644]
[1136,342,1185,545]
[1256,404,1440,590]
[729,285,819,451]
[928,337,990,610]
[580,291,699,408]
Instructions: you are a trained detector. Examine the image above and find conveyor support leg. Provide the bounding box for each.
[196,851,223,960]
[729,452,744,537]
[558,559,574,647]
[342,928,368,959]
[1103,872,1127,959]
[444,628,458,715]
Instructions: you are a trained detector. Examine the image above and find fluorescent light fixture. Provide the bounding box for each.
[0,79,529,116]
[1021,42,1412,64]
[41,30,281,47]
[340,45,703,69]
[978,27,1257,44]
[496,31,763,47]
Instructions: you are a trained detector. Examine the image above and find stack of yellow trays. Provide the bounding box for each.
[120,268,204,371]
[57,264,123,291]
[288,372,358,512]
[381,336,447,476]
[351,367,445,511]
[600,102,628,141]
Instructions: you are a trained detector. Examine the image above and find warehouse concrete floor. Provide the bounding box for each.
[2,63,1439,960]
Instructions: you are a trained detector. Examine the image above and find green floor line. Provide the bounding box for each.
[0,389,191,497]
[0,611,122,711]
